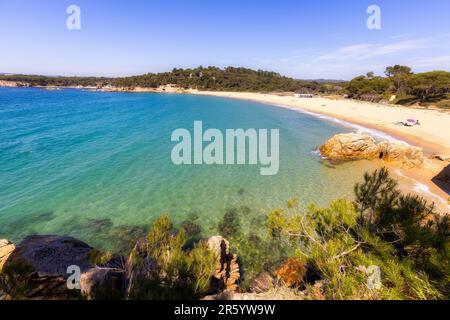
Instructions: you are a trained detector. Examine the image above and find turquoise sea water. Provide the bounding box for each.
[0,88,378,251]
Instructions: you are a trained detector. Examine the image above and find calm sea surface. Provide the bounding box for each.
[0,88,378,251]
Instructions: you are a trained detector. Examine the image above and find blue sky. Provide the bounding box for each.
[1,0,449,79]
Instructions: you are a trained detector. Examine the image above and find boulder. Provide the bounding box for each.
[378,141,424,167]
[80,267,126,300]
[250,272,274,294]
[319,133,379,161]
[207,236,240,292]
[0,239,15,273]
[320,133,425,168]
[1,235,95,300]
[8,235,94,276]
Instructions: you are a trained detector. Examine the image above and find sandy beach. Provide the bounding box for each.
[191,91,450,211]
[192,91,450,155]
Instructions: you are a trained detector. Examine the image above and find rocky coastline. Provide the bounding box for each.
[0,234,240,300]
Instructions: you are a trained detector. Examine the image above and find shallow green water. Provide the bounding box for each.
[0,88,378,251]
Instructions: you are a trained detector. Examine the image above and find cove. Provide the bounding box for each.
[0,88,379,251]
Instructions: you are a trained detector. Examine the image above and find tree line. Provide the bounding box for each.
[0,66,344,94]
[346,65,450,108]
[2,65,449,108]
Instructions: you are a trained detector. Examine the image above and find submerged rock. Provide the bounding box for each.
[320,132,425,168]
[207,236,240,292]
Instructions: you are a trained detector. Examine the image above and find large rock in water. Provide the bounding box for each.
[1,235,95,300]
[320,133,425,168]
[319,133,379,160]
[207,236,240,292]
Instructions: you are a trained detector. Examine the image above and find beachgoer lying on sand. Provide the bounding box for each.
[404,119,421,126]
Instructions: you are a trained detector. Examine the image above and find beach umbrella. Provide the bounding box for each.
[406,119,417,124]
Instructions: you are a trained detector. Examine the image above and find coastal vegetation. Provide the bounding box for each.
[1,168,448,300]
[346,65,450,108]
[0,67,344,93]
[127,215,217,300]
[2,65,449,108]
[224,168,449,299]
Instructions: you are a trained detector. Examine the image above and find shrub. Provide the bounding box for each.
[129,215,216,300]
[275,258,308,287]
[262,168,449,299]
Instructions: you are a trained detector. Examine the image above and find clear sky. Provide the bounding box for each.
[1,0,449,79]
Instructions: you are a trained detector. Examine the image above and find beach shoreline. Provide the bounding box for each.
[190,91,450,155]
[190,90,450,211]
[2,86,448,210]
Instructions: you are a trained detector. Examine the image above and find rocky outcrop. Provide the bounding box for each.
[80,267,126,300]
[8,235,94,276]
[0,239,15,273]
[2,234,240,300]
[1,235,95,300]
[249,272,274,294]
[0,239,15,300]
[207,236,240,292]
[320,133,425,168]
[0,80,30,87]
[319,133,380,161]
[377,141,424,167]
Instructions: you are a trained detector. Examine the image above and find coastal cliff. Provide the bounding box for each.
[0,80,30,88]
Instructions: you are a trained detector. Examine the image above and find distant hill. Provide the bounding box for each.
[0,67,345,94]
[303,79,346,83]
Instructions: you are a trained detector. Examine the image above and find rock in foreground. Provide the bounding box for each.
[81,267,126,300]
[207,236,240,292]
[0,239,15,273]
[1,235,95,300]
